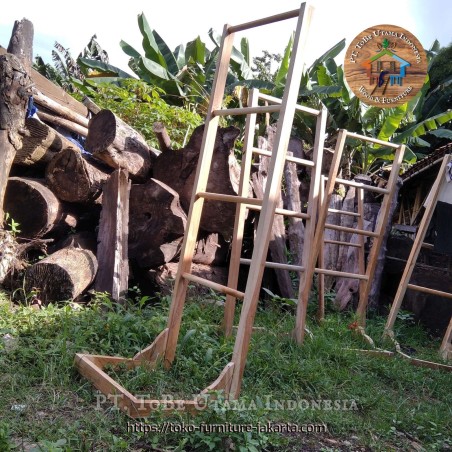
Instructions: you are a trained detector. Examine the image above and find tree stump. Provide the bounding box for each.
[24,246,98,303]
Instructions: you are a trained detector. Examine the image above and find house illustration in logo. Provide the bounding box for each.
[361,39,411,94]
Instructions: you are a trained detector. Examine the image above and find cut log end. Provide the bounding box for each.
[25,247,98,303]
[86,109,117,151]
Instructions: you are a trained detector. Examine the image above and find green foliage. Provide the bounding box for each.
[4,212,21,236]
[87,79,202,149]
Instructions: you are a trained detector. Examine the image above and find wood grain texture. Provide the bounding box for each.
[344,24,427,107]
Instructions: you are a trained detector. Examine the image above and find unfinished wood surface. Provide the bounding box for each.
[82,96,101,115]
[367,177,402,309]
[133,328,169,362]
[94,169,130,302]
[152,124,241,238]
[231,3,313,398]
[85,109,152,181]
[37,111,88,137]
[355,143,405,323]
[252,135,293,299]
[163,23,236,367]
[25,245,98,303]
[15,117,78,166]
[385,156,452,333]
[0,52,32,223]
[4,177,62,238]
[440,318,452,361]
[128,178,186,268]
[224,88,259,336]
[294,106,327,341]
[46,148,111,203]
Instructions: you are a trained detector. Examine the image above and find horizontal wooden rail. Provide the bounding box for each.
[407,284,452,299]
[345,131,401,149]
[324,239,362,248]
[197,192,262,206]
[257,92,320,116]
[182,273,245,299]
[327,208,360,217]
[228,8,300,33]
[315,268,369,280]
[248,204,309,219]
[332,177,390,195]
[213,105,281,117]
[324,223,379,237]
[252,148,315,167]
[240,258,304,272]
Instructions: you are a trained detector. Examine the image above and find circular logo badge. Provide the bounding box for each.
[344,25,427,107]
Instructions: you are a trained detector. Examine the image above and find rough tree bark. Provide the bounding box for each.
[85,109,154,181]
[152,124,241,238]
[14,117,78,166]
[25,246,98,303]
[4,177,62,238]
[0,19,33,223]
[46,147,111,203]
[94,169,130,302]
[129,178,187,268]
[7,19,33,74]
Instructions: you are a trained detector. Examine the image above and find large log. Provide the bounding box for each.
[85,109,153,181]
[129,178,186,268]
[94,169,130,302]
[152,124,241,238]
[14,117,79,166]
[7,19,33,74]
[4,177,62,238]
[46,147,111,203]
[24,245,98,303]
[0,40,33,222]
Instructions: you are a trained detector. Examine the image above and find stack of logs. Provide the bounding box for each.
[0,19,389,309]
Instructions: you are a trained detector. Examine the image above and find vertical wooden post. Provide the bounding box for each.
[95,169,131,303]
[163,24,236,367]
[230,3,313,398]
[223,88,259,337]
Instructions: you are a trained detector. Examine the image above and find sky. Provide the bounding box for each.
[0,0,451,75]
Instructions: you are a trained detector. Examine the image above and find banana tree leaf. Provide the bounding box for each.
[119,40,141,59]
[185,36,206,65]
[421,77,452,118]
[241,37,250,66]
[368,144,417,164]
[174,44,186,69]
[137,13,167,68]
[308,39,345,76]
[325,57,337,76]
[336,65,351,103]
[274,33,294,86]
[377,103,408,143]
[317,65,332,86]
[208,29,252,79]
[140,56,170,80]
[152,29,180,73]
[300,85,342,96]
[428,129,452,139]
[78,58,134,79]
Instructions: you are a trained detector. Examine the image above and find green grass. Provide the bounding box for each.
[0,288,451,451]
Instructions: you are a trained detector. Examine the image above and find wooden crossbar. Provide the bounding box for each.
[252,148,315,167]
[257,92,320,116]
[213,105,281,116]
[333,177,390,194]
[324,223,379,237]
[228,9,300,33]
[182,273,245,299]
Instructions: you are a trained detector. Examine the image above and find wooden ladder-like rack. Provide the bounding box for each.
[75,3,323,416]
[384,154,452,365]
